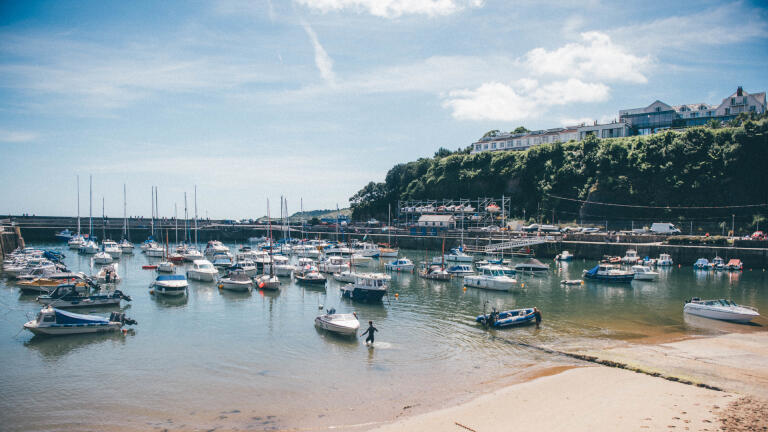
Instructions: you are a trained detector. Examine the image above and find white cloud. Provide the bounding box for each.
[0,130,38,143]
[296,0,483,18]
[525,31,651,84]
[443,79,609,122]
[301,21,336,85]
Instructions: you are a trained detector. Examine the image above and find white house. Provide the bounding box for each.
[418,214,456,229]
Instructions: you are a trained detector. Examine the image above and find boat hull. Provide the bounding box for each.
[24,321,121,335]
[464,276,515,291]
[340,286,386,302]
[219,281,253,292]
[186,270,217,282]
[314,317,359,336]
[684,304,758,323]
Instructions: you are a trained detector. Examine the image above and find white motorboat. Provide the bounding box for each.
[349,254,372,266]
[656,253,673,266]
[444,247,473,263]
[150,274,189,296]
[102,240,122,259]
[93,251,113,265]
[145,243,165,257]
[95,263,120,283]
[332,270,360,283]
[446,264,474,277]
[340,273,389,302]
[186,259,218,282]
[684,298,760,323]
[119,239,134,254]
[693,258,709,269]
[631,265,658,281]
[294,266,326,285]
[230,259,258,277]
[182,247,203,262]
[292,244,322,258]
[315,309,360,336]
[80,240,99,254]
[211,252,234,268]
[464,265,516,291]
[419,264,452,281]
[378,247,399,258]
[23,306,136,336]
[294,257,316,271]
[384,258,414,272]
[219,269,253,292]
[263,255,294,276]
[318,256,350,273]
[255,274,280,290]
[555,251,573,261]
[204,240,230,258]
[621,249,639,264]
[355,242,381,258]
[68,234,85,249]
[157,260,175,273]
[514,259,549,273]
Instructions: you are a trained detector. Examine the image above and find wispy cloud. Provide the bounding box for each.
[295,0,484,18]
[301,21,336,86]
[0,129,38,143]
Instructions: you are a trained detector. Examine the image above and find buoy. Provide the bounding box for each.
[521,283,525,288]
[218,284,223,289]
[149,289,154,295]
[394,293,399,298]
[462,286,467,291]
[122,329,127,335]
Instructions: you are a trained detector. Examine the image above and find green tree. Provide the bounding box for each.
[482,129,500,139]
[512,126,530,134]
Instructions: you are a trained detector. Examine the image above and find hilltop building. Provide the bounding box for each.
[470,87,766,154]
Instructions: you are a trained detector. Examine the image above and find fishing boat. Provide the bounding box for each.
[95,263,120,283]
[24,306,137,336]
[476,308,536,328]
[514,259,549,273]
[384,258,414,272]
[150,274,188,296]
[355,242,380,258]
[446,264,474,277]
[317,256,350,273]
[340,273,388,302]
[656,253,673,266]
[444,247,473,263]
[315,308,360,336]
[631,265,659,281]
[186,259,218,282]
[294,266,326,285]
[93,251,113,265]
[693,258,710,269]
[419,264,451,281]
[36,285,131,308]
[219,269,254,292]
[255,274,281,290]
[555,251,573,261]
[583,264,634,282]
[684,298,760,323]
[726,259,743,271]
[464,265,516,291]
[621,249,639,264]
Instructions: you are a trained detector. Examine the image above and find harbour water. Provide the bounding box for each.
[1,244,767,431]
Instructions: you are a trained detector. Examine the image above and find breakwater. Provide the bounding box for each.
[0,223,25,260]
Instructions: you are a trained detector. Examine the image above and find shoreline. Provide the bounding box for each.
[367,331,768,432]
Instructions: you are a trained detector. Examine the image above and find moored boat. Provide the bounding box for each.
[514,259,549,273]
[186,259,218,282]
[36,284,131,308]
[693,258,709,269]
[314,308,360,336]
[555,251,573,261]
[150,274,189,296]
[683,298,759,323]
[219,269,254,292]
[583,264,634,282]
[446,264,474,277]
[726,259,743,271]
[384,258,414,272]
[23,306,137,336]
[464,265,516,291]
[418,264,452,281]
[631,265,658,281]
[476,308,536,328]
[656,253,673,266]
[340,273,388,302]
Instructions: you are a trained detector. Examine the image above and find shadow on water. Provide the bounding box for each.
[150,292,188,308]
[24,330,133,360]
[313,325,359,351]
[218,288,253,302]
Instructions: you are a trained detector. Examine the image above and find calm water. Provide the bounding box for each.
[1,243,767,431]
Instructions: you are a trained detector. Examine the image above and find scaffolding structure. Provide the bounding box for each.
[397,197,512,228]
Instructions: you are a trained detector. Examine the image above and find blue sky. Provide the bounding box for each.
[1,0,767,219]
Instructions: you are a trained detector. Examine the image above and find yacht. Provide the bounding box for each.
[419,264,451,281]
[631,265,658,281]
[186,259,218,282]
[340,273,388,302]
[211,252,234,268]
[93,251,113,265]
[150,274,189,296]
[711,256,726,270]
[229,260,258,277]
[378,247,399,258]
[182,246,203,262]
[80,240,99,255]
[255,273,281,290]
[354,242,381,258]
[693,258,709,269]
[157,260,175,273]
[55,228,74,241]
[514,259,550,273]
[68,234,86,249]
[95,263,121,283]
[332,270,360,283]
[293,244,322,258]
[684,298,760,323]
[37,284,131,308]
[384,258,414,272]
[464,265,516,291]
[294,265,326,285]
[349,253,373,266]
[444,247,473,263]
[145,243,165,258]
[263,255,294,276]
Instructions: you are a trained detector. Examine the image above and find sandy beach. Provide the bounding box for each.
[370,332,768,432]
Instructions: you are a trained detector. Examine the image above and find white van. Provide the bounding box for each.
[650,223,681,234]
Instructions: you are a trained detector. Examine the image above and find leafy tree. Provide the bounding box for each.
[512,126,530,134]
[482,129,500,139]
[434,147,453,158]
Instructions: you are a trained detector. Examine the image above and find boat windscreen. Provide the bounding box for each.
[157,275,187,281]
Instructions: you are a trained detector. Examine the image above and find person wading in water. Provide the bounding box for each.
[360,321,378,346]
[533,307,542,329]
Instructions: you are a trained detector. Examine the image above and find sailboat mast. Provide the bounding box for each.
[336,204,340,242]
[150,186,155,239]
[300,197,304,241]
[123,184,127,238]
[184,192,188,244]
[267,198,274,277]
[76,175,81,235]
[102,196,106,241]
[155,186,159,238]
[194,185,198,248]
[387,203,391,245]
[174,202,178,244]
[89,175,93,238]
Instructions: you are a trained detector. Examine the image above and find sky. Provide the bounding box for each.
[1,0,767,219]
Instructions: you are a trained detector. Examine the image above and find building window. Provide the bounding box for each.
[725,108,730,115]
[744,97,748,104]
[491,143,496,149]
[750,106,756,112]
[655,107,661,112]
[731,98,736,105]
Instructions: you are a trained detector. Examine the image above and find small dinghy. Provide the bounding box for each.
[560,279,583,285]
[219,269,254,292]
[315,308,360,336]
[684,298,759,323]
[23,306,137,336]
[476,308,537,328]
[36,284,131,308]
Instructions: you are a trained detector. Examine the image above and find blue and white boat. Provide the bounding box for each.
[384,258,414,272]
[55,229,74,241]
[150,274,189,296]
[340,273,389,302]
[583,264,634,282]
[693,258,709,269]
[444,247,473,263]
[476,308,536,328]
[446,264,474,277]
[23,306,137,336]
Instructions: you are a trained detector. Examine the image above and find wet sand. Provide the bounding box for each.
[370,332,768,432]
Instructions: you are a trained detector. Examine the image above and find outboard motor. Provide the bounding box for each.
[114,290,132,301]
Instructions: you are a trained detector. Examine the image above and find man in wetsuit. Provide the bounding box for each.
[533,307,542,329]
[360,321,378,345]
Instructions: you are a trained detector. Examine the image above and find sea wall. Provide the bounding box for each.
[0,226,25,260]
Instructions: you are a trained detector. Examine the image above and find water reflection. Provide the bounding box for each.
[24,331,133,360]
[150,291,188,308]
